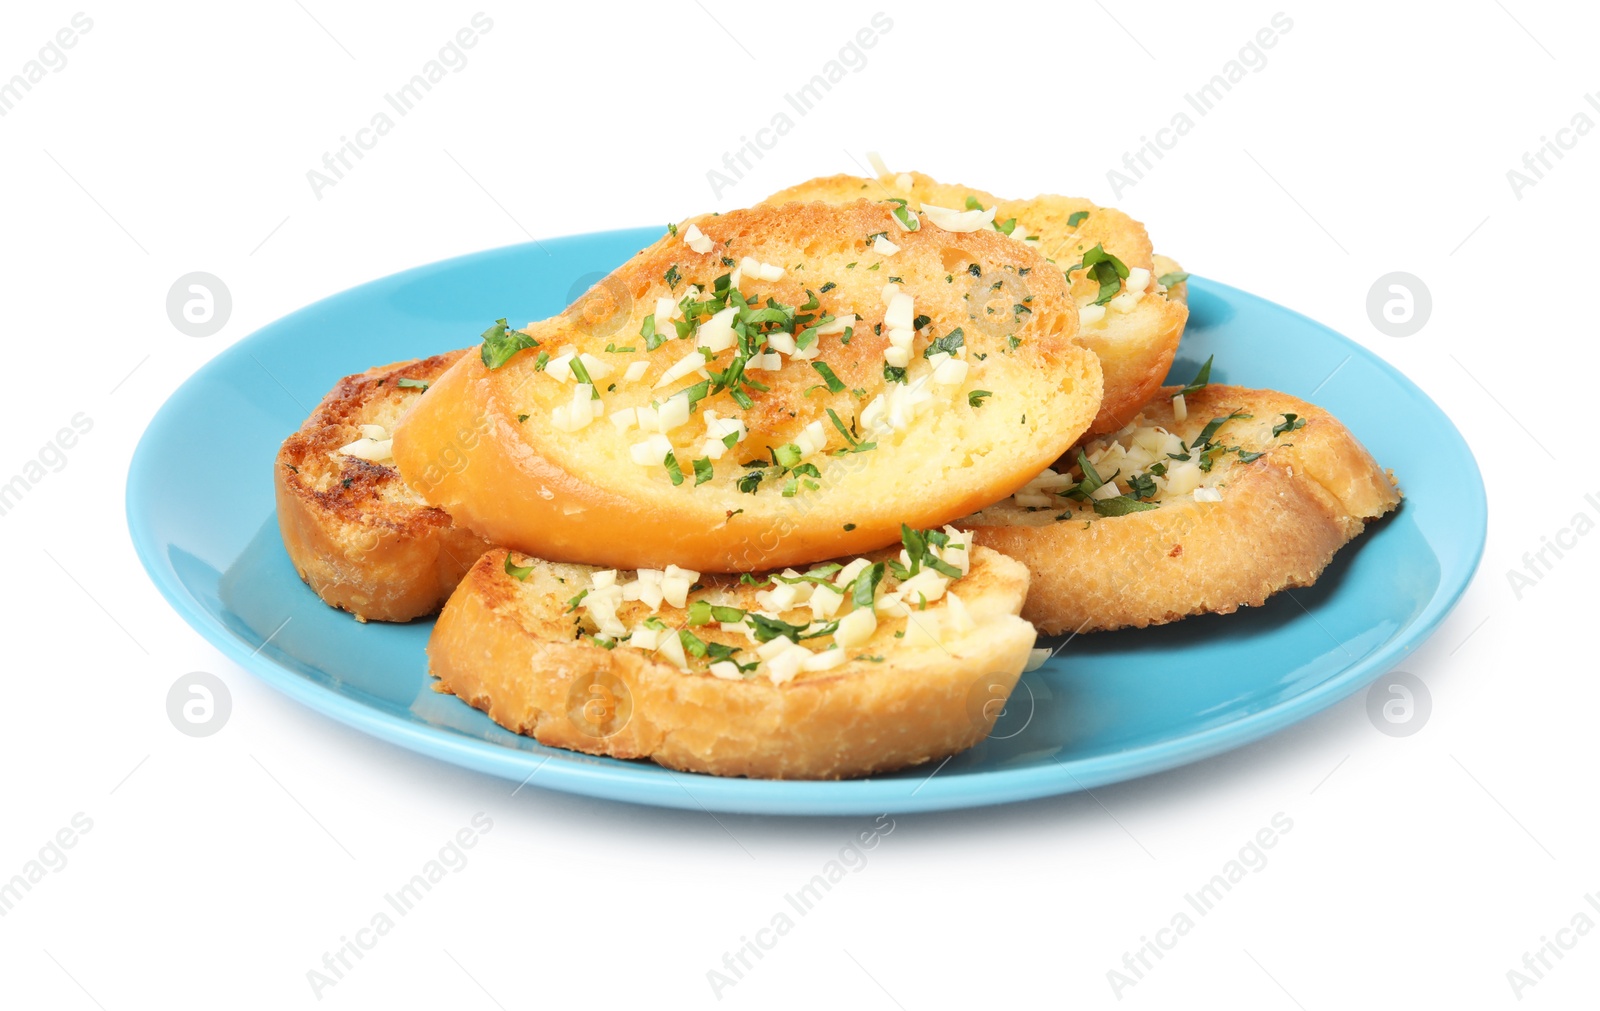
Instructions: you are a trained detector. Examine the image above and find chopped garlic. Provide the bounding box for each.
[919,202,996,233]
[931,357,970,385]
[656,628,689,670]
[834,558,872,588]
[764,644,811,685]
[661,564,698,608]
[834,606,877,648]
[709,660,744,681]
[627,626,660,651]
[337,437,393,463]
[757,634,798,661]
[1125,267,1151,294]
[802,648,849,672]
[623,361,649,383]
[883,345,911,368]
[884,293,914,331]
[1172,393,1188,422]
[810,585,844,620]
[873,235,900,256]
[683,222,714,254]
[1079,304,1106,326]
[1193,487,1223,503]
[1024,646,1051,672]
[654,351,709,389]
[544,353,576,381]
[697,305,740,352]
[629,433,672,466]
[1108,290,1141,314]
[816,314,855,336]
[739,256,785,282]
[358,424,388,441]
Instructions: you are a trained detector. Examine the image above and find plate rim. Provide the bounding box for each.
[126,232,1487,815]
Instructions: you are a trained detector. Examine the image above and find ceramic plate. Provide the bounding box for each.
[127,228,1486,814]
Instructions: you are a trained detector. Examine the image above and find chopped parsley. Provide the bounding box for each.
[1158,270,1190,288]
[664,265,682,290]
[1079,244,1130,305]
[846,561,886,611]
[1093,496,1160,517]
[1272,414,1307,437]
[504,555,534,581]
[663,451,685,486]
[1067,210,1090,227]
[692,456,714,486]
[479,318,539,369]
[687,600,747,625]
[885,197,919,231]
[968,389,993,408]
[1174,355,1213,398]
[395,377,430,391]
[924,327,964,358]
[811,361,846,393]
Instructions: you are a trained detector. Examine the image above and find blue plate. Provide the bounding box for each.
[127,228,1486,815]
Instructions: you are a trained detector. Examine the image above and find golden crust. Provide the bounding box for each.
[275,351,492,622]
[429,545,1037,779]
[961,385,1401,633]
[762,171,1187,435]
[393,200,1101,574]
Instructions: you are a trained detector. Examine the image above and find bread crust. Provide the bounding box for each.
[275,351,492,621]
[962,385,1401,633]
[429,545,1038,779]
[762,172,1186,435]
[393,201,1101,573]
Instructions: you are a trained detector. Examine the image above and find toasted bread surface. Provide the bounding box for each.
[429,541,1037,779]
[962,385,1401,633]
[393,201,1100,573]
[275,351,492,621]
[762,171,1187,434]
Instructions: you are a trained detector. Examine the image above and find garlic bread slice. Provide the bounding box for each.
[275,350,492,621]
[393,201,1100,573]
[962,384,1401,633]
[429,532,1036,780]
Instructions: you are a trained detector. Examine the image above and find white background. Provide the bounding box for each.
[2,1,1596,1007]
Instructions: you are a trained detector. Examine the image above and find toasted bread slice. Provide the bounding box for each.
[275,351,493,622]
[393,201,1101,574]
[430,533,1036,779]
[762,170,1187,435]
[961,385,1401,633]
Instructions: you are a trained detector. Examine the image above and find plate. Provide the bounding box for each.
[127,228,1486,815]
